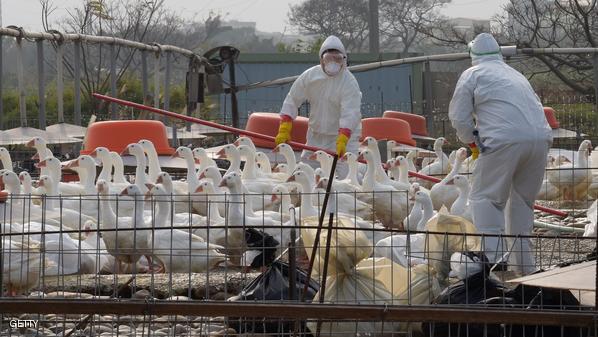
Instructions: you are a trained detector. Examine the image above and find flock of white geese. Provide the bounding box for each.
[1,135,595,296]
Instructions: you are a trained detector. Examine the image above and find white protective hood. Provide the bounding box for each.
[319,35,346,58]
[468,33,502,65]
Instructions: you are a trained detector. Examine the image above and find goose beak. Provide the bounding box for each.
[120,148,130,156]
[156,176,163,184]
[360,139,367,146]
[443,139,449,145]
[38,179,45,187]
[316,180,326,189]
[31,152,40,161]
[145,183,154,191]
[195,185,204,193]
[35,160,47,168]
[286,175,296,182]
[198,171,206,179]
[233,140,240,146]
[89,149,97,158]
[446,179,454,185]
[171,152,181,159]
[144,191,152,200]
[120,188,129,196]
[308,153,317,161]
[340,154,347,162]
[194,158,201,165]
[272,146,280,153]
[66,160,79,169]
[357,153,365,162]
[271,194,278,202]
[0,176,4,185]
[26,139,35,148]
[409,195,415,201]
[18,175,24,182]
[382,163,390,170]
[216,148,226,159]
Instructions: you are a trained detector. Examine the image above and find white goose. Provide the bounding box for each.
[145,184,226,272]
[172,146,200,193]
[216,144,241,176]
[308,150,333,178]
[548,140,593,200]
[110,151,129,184]
[237,145,278,194]
[340,152,361,187]
[18,171,36,195]
[315,177,373,220]
[405,150,418,173]
[121,143,151,194]
[403,183,423,231]
[361,137,410,191]
[63,155,99,195]
[146,183,206,230]
[138,139,162,183]
[358,149,409,228]
[374,191,435,268]
[417,137,450,189]
[2,236,43,296]
[37,175,97,228]
[155,171,195,214]
[90,147,114,183]
[272,143,297,174]
[430,147,468,210]
[448,175,472,222]
[192,147,217,174]
[0,147,13,171]
[97,181,153,273]
[255,151,276,177]
[537,155,560,201]
[26,137,53,177]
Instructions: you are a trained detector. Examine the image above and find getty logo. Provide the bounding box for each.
[9,320,38,329]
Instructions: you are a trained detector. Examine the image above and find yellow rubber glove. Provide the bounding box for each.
[336,129,351,157]
[275,120,293,145]
[469,143,479,160]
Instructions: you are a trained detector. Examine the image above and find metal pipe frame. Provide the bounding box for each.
[0,300,594,327]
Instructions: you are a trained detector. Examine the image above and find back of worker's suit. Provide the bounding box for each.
[279,36,362,166]
[449,33,553,274]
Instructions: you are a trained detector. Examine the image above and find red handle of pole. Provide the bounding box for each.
[92,93,568,218]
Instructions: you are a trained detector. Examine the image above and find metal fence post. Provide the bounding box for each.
[74,40,81,125]
[593,52,598,106]
[154,51,160,110]
[0,36,3,130]
[423,61,434,136]
[37,39,46,130]
[56,43,65,124]
[110,43,117,119]
[164,51,176,146]
[141,50,149,105]
[16,38,26,127]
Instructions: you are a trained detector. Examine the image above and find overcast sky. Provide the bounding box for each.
[2,0,509,33]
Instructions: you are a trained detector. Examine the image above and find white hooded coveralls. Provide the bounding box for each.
[279,36,362,160]
[449,33,552,274]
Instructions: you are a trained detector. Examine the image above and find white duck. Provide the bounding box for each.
[447,175,473,222]
[430,147,468,210]
[63,155,99,195]
[417,137,450,188]
[138,139,162,183]
[237,145,278,194]
[537,155,560,201]
[110,151,129,184]
[18,171,37,195]
[315,177,373,220]
[308,150,333,178]
[339,152,361,187]
[172,146,201,193]
[358,149,409,228]
[155,171,195,214]
[145,183,206,230]
[405,150,418,173]
[403,183,423,231]
[216,144,241,176]
[548,140,593,200]
[26,137,53,177]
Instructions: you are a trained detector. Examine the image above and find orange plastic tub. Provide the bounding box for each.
[81,120,175,155]
[543,107,560,129]
[361,117,416,146]
[245,112,309,149]
[382,111,428,136]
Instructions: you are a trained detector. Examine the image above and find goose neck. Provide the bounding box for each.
[282,149,296,173]
[241,152,258,180]
[345,159,359,185]
[99,193,117,228]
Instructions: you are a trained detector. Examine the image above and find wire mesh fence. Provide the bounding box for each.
[1,183,597,336]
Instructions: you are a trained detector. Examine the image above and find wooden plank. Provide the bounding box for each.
[508,261,596,291]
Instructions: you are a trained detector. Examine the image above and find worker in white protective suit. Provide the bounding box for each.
[274,35,362,175]
[449,33,552,274]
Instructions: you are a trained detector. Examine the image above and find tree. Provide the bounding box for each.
[379,0,450,53]
[495,0,598,96]
[39,0,187,110]
[288,0,370,52]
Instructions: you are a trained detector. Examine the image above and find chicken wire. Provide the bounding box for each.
[1,188,596,337]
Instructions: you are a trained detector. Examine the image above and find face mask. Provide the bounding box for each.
[324,62,342,76]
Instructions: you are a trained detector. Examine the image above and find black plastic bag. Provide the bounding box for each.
[228,260,319,335]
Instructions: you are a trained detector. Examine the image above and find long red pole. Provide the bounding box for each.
[92,93,568,218]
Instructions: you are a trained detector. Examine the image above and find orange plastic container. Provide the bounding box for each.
[361,117,416,146]
[543,107,560,129]
[245,112,309,149]
[382,111,428,136]
[81,120,175,155]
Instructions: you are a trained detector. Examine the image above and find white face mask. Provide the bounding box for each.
[324,62,342,76]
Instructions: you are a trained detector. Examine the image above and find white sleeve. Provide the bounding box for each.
[280,72,307,119]
[449,71,476,144]
[339,77,362,132]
